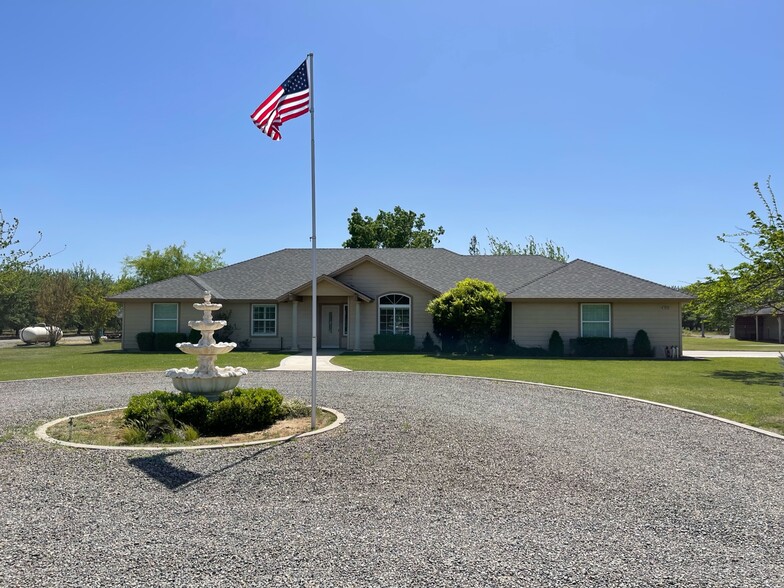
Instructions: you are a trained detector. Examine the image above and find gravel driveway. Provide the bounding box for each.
[1,371,782,587]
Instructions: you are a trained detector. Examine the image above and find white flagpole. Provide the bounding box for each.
[308,52,317,430]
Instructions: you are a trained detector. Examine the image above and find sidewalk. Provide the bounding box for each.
[683,350,781,359]
[267,350,351,371]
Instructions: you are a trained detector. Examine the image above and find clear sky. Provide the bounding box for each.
[2,0,782,288]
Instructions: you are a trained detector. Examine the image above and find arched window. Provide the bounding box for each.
[378,293,411,335]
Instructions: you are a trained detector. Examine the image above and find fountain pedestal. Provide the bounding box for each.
[165,292,248,401]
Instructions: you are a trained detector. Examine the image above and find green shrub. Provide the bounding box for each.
[206,387,283,436]
[502,341,549,357]
[188,329,201,344]
[278,398,310,419]
[174,395,211,431]
[124,390,176,424]
[632,329,654,357]
[136,332,156,352]
[548,330,564,357]
[373,334,416,352]
[154,332,187,352]
[422,332,438,353]
[427,278,506,355]
[121,422,148,445]
[569,337,628,357]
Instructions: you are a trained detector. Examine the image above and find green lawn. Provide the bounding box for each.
[682,334,784,351]
[332,353,784,435]
[2,342,783,436]
[0,341,290,381]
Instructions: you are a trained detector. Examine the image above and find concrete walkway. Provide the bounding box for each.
[683,350,782,359]
[267,350,351,371]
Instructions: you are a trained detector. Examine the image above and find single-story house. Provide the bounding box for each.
[733,307,783,343]
[108,248,692,357]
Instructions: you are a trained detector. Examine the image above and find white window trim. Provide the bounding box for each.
[580,303,612,337]
[251,303,278,337]
[377,293,412,336]
[152,303,178,333]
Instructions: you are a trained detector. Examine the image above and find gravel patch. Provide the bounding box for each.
[1,371,782,587]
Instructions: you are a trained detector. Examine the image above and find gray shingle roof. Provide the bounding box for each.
[107,249,689,302]
[507,259,693,300]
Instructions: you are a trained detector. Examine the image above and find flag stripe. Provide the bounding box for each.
[250,61,310,141]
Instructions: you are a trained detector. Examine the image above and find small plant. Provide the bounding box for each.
[278,398,310,419]
[548,330,564,357]
[121,421,148,445]
[422,332,437,353]
[632,329,654,357]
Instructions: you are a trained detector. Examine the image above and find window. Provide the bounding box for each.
[152,303,178,333]
[581,303,611,337]
[343,304,349,336]
[252,304,277,336]
[378,293,411,335]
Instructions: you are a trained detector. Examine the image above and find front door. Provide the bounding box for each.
[320,305,340,348]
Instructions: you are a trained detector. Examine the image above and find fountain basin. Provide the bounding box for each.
[176,342,236,355]
[166,366,249,401]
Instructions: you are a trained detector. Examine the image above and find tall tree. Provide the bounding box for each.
[343,206,445,249]
[700,177,783,315]
[117,242,226,290]
[36,272,76,346]
[468,231,569,262]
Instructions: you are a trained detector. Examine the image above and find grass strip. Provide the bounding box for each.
[332,353,784,435]
[0,341,291,381]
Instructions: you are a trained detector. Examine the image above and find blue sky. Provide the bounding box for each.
[2,0,782,287]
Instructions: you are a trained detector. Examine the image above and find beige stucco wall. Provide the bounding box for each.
[336,261,437,350]
[120,300,202,351]
[511,300,682,357]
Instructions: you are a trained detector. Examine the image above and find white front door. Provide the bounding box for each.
[320,305,340,348]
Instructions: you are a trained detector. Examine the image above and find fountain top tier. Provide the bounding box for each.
[193,291,224,321]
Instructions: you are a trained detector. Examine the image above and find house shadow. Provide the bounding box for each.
[709,369,781,386]
[127,437,298,492]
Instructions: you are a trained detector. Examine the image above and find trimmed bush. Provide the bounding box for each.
[502,341,549,357]
[206,387,283,436]
[123,387,285,442]
[548,330,564,357]
[373,334,416,352]
[421,332,438,353]
[569,337,628,357]
[632,329,654,357]
[136,332,156,352]
[154,332,187,352]
[188,328,201,344]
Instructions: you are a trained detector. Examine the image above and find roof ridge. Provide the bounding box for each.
[506,259,571,295]
[186,275,228,300]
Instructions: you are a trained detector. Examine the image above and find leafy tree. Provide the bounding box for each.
[75,282,118,343]
[0,211,51,292]
[426,278,506,354]
[698,178,783,319]
[469,231,569,262]
[117,242,225,290]
[66,261,117,335]
[343,206,445,248]
[0,268,44,335]
[36,272,76,346]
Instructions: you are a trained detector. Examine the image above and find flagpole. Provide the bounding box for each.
[308,52,317,430]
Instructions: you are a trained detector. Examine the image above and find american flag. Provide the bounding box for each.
[250,60,310,141]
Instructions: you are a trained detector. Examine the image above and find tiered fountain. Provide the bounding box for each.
[165,291,248,401]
